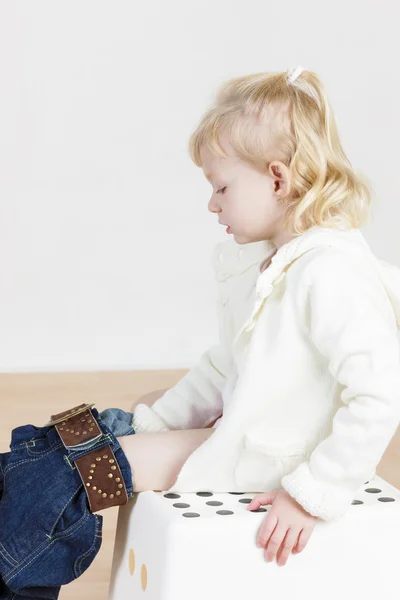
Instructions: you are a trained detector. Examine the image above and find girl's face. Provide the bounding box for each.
[200,130,295,249]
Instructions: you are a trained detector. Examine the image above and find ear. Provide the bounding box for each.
[268,161,291,198]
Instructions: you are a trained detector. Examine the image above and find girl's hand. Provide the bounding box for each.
[246,489,318,566]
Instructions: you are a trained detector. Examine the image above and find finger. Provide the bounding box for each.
[247,492,275,510]
[263,522,287,562]
[276,528,299,566]
[257,513,278,548]
[247,496,262,510]
[292,527,313,554]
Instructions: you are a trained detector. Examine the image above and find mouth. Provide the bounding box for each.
[218,222,231,233]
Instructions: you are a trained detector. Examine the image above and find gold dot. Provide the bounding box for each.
[86,483,90,487]
[129,549,135,575]
[60,428,64,431]
[66,429,70,432]
[91,464,96,468]
[110,494,114,499]
[118,484,123,489]
[70,430,74,433]
[96,457,101,461]
[62,422,66,425]
[111,466,116,470]
[88,476,93,480]
[75,432,80,436]
[93,486,97,491]
[81,418,86,422]
[98,490,102,494]
[89,428,94,432]
[103,454,108,459]
[89,469,94,474]
[102,493,107,498]
[115,477,121,482]
[108,473,113,479]
[83,431,87,434]
[109,459,115,464]
[116,491,121,496]
[141,564,148,591]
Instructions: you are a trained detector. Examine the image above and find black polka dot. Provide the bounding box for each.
[216,510,234,515]
[239,498,253,504]
[364,481,369,485]
[248,507,267,512]
[182,512,200,518]
[196,491,213,497]
[173,503,190,508]
[164,493,181,499]
[352,500,364,505]
[365,488,382,494]
[229,492,245,495]
[206,501,223,506]
[378,497,396,502]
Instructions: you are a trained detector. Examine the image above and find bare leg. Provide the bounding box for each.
[117,428,214,492]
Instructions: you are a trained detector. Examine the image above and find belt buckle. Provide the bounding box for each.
[44,403,96,426]
[49,403,103,451]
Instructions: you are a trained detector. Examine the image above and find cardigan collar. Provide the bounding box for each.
[228,226,400,356]
[213,226,371,282]
[256,225,372,292]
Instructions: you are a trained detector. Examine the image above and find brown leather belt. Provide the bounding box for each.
[46,403,129,513]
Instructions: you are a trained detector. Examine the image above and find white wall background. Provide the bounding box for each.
[0,0,399,373]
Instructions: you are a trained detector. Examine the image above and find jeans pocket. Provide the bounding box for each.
[48,485,92,539]
[49,487,103,581]
[73,513,103,579]
[4,494,103,591]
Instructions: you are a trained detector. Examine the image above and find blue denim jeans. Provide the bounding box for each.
[0,407,135,600]
[97,408,135,438]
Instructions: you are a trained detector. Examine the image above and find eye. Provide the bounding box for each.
[217,186,227,194]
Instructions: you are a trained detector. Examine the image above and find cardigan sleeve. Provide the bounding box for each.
[132,342,233,432]
[281,249,400,521]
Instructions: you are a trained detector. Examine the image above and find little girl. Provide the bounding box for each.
[115,64,400,560]
[2,66,400,595]
[104,65,400,564]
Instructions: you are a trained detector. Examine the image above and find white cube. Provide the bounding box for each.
[108,475,400,599]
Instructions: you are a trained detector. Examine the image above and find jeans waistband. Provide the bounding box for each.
[10,406,134,502]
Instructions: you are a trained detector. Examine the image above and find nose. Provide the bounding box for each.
[208,194,220,214]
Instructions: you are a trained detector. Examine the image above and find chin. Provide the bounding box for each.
[232,232,257,245]
[230,232,243,243]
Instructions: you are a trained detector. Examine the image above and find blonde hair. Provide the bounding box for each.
[188,69,372,235]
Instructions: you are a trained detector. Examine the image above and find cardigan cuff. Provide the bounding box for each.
[132,403,171,434]
[281,461,356,522]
